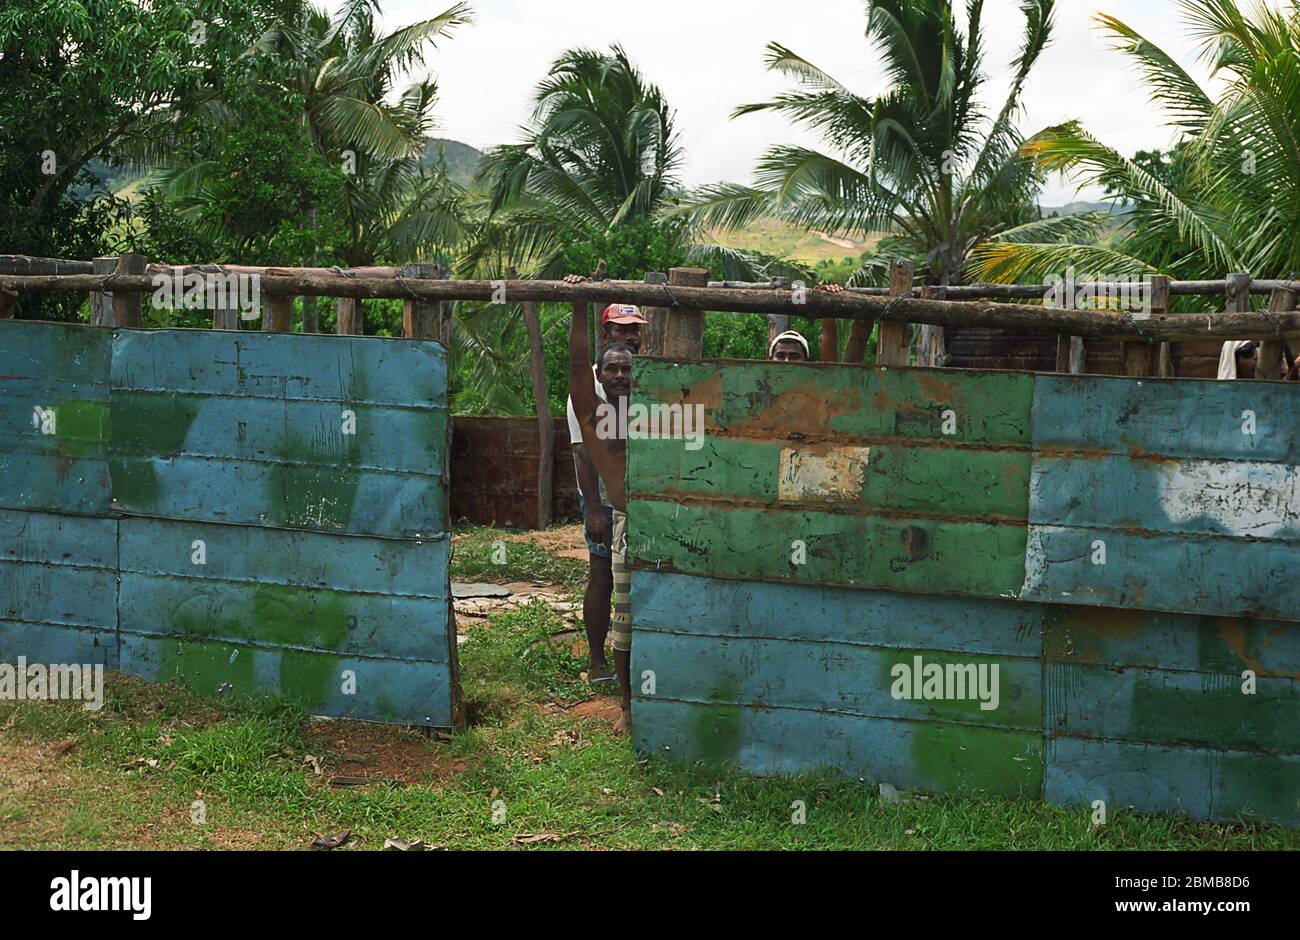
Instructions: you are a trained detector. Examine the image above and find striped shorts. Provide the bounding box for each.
[610,509,632,653]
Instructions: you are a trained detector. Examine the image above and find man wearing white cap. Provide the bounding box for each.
[769,330,811,362]
[562,275,648,690]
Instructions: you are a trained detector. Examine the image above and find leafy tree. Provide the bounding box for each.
[679,0,1060,289]
[971,0,1300,293]
[251,0,473,273]
[467,44,761,280]
[0,0,262,318]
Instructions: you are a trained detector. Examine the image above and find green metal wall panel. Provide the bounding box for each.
[627,358,1300,825]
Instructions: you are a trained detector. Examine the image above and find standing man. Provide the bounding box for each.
[568,284,640,736]
[564,273,647,690]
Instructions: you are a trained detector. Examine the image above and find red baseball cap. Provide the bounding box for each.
[602,303,648,325]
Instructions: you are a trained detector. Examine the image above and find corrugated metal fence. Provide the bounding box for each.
[1,321,458,727]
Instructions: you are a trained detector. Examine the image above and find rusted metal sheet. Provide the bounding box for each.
[0,321,457,727]
[450,416,580,528]
[626,356,1300,825]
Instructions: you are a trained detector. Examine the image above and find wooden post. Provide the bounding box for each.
[1121,274,1166,376]
[264,269,294,332]
[1225,272,1252,379]
[90,256,115,326]
[842,316,872,364]
[916,286,946,367]
[660,267,710,359]
[1150,275,1172,377]
[301,295,319,334]
[401,263,442,340]
[766,276,790,353]
[1259,285,1295,381]
[1054,335,1071,373]
[641,271,668,357]
[336,296,362,335]
[109,253,146,327]
[508,267,554,529]
[819,317,838,363]
[875,259,914,366]
[213,266,240,330]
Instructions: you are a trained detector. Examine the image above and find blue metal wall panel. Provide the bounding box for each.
[0,323,456,727]
[0,321,112,515]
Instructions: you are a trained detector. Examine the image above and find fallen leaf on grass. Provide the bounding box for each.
[303,754,323,776]
[310,829,351,851]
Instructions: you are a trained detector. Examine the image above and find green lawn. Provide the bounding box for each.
[2,583,1296,850]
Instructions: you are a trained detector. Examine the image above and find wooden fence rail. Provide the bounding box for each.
[4,270,1300,343]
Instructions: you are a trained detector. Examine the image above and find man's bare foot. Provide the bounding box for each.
[612,709,632,736]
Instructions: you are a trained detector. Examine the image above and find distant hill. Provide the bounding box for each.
[1038,199,1130,216]
[422,138,484,188]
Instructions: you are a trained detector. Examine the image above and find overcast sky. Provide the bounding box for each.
[360,0,1223,206]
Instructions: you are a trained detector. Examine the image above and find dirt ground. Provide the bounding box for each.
[304,718,468,786]
[504,523,589,561]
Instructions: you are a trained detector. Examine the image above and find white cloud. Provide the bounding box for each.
[360,0,1214,206]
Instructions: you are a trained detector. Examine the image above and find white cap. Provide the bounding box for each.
[768,330,810,359]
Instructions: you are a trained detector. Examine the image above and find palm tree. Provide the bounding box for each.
[679,0,1060,291]
[970,0,1300,291]
[465,44,760,279]
[145,0,472,328]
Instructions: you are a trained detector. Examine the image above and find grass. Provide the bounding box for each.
[450,525,589,591]
[1,593,1296,851]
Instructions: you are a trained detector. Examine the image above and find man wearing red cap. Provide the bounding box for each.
[563,275,648,699]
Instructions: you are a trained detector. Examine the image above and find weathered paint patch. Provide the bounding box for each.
[777,445,870,501]
[1032,373,1299,463]
[118,634,453,725]
[630,436,1030,519]
[633,630,1038,728]
[1045,662,1297,753]
[630,500,1029,599]
[631,570,1042,656]
[633,697,1043,796]
[1028,456,1300,539]
[0,620,118,671]
[1044,736,1299,826]
[1020,523,1298,621]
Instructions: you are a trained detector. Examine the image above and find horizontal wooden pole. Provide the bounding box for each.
[0,255,95,276]
[5,272,1300,341]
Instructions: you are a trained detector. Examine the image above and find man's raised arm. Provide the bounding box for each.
[569,298,597,421]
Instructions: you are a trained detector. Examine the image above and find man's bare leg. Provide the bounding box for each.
[613,648,632,736]
[585,553,613,680]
